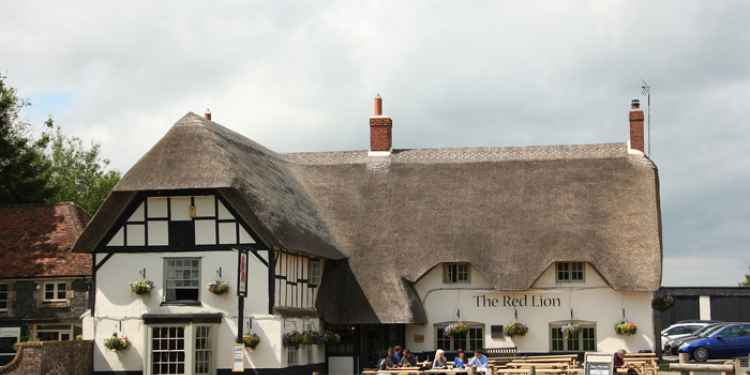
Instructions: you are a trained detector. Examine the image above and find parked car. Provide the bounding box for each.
[678,323,750,362]
[663,323,726,355]
[661,321,718,350]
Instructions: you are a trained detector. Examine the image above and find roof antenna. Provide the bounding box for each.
[641,81,651,156]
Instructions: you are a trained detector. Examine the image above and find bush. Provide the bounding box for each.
[104,333,130,351]
[129,279,153,295]
[615,321,638,335]
[208,280,230,295]
[504,322,528,337]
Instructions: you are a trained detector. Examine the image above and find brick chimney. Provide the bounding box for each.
[629,99,645,153]
[369,94,392,155]
[204,109,212,121]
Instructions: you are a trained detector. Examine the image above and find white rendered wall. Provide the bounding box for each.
[91,250,271,372]
[406,263,655,354]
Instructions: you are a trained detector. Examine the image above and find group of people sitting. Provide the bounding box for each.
[377,346,489,373]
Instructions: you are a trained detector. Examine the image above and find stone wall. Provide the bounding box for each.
[0,341,92,375]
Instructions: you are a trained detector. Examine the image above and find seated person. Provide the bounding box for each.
[400,349,418,367]
[453,349,467,368]
[392,345,403,365]
[377,349,395,370]
[432,349,448,369]
[468,350,489,373]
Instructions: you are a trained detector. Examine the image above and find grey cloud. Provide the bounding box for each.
[2,0,749,285]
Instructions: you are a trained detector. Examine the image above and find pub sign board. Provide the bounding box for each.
[237,249,248,297]
[584,352,615,375]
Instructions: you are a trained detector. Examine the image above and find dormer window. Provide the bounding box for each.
[443,263,470,284]
[556,262,585,282]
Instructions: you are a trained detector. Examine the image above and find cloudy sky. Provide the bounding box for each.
[2,1,749,286]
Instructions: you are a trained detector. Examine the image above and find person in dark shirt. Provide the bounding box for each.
[400,349,418,367]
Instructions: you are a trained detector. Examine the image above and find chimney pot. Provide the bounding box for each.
[369,94,392,153]
[204,109,212,121]
[374,94,383,116]
[629,99,645,153]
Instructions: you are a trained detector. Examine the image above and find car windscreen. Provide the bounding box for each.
[694,324,723,337]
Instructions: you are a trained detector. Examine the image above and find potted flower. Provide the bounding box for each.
[208,280,230,295]
[615,321,638,335]
[129,279,154,295]
[104,333,130,352]
[504,322,529,337]
[283,331,304,348]
[322,330,341,345]
[241,333,260,351]
[303,330,323,345]
[444,322,470,337]
[562,322,580,339]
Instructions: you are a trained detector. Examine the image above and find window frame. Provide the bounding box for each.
[309,259,322,287]
[443,263,471,284]
[434,322,485,352]
[287,345,299,366]
[555,262,585,283]
[163,257,202,305]
[549,321,596,352]
[0,327,21,357]
[0,284,9,311]
[193,325,214,375]
[42,281,68,303]
[35,324,74,341]
[149,324,188,375]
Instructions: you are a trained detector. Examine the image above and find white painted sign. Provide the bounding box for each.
[584,352,615,375]
[232,343,245,372]
[0,327,20,338]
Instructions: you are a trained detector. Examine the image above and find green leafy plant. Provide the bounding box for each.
[302,330,323,345]
[444,322,470,337]
[504,322,529,337]
[562,322,580,339]
[283,331,304,348]
[242,333,260,350]
[129,279,153,295]
[651,295,674,311]
[208,280,230,295]
[104,333,130,352]
[614,321,638,335]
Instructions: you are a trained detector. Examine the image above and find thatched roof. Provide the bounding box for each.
[74,113,662,324]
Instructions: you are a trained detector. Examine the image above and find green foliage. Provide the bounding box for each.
[46,120,121,214]
[0,74,120,213]
[0,75,56,203]
[741,266,750,287]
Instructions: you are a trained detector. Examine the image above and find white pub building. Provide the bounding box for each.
[74,96,662,375]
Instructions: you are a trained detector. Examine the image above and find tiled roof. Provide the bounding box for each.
[0,202,92,278]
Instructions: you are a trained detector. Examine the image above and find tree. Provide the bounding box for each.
[0,74,120,214]
[0,75,56,203]
[741,266,750,287]
[47,119,121,214]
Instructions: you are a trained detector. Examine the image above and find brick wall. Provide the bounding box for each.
[0,341,92,375]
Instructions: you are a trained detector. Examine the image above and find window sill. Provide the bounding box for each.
[160,301,202,307]
[40,301,70,309]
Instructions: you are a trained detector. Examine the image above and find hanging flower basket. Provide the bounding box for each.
[302,331,323,345]
[129,279,154,295]
[444,322,470,337]
[504,322,529,337]
[208,280,230,295]
[562,322,580,339]
[241,333,261,350]
[651,295,674,311]
[283,331,304,348]
[615,321,638,335]
[322,330,341,345]
[104,333,130,352]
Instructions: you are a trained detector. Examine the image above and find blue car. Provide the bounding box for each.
[679,323,750,362]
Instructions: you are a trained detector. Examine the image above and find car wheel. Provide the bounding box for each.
[693,347,709,362]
